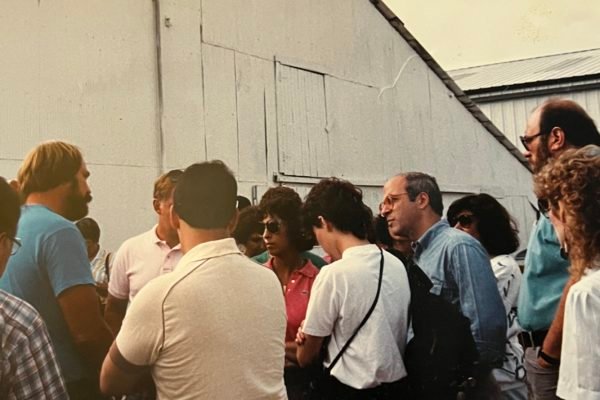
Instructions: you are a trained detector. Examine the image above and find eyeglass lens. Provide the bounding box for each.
[264,221,280,234]
[537,199,550,217]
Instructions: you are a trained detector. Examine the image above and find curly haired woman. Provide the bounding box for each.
[534,145,600,400]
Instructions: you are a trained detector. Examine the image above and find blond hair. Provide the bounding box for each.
[153,169,182,201]
[17,141,83,199]
[534,145,600,279]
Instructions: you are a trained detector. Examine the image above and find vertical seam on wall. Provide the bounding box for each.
[273,60,281,177]
[200,0,208,160]
[234,52,240,174]
[153,0,166,172]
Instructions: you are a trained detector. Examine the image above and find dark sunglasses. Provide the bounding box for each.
[262,221,281,234]
[537,198,550,218]
[450,214,474,227]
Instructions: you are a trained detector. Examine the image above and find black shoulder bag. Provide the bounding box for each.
[308,247,384,400]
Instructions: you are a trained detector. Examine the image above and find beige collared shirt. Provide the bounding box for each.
[116,238,288,400]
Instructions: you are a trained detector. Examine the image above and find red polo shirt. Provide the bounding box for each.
[264,258,320,343]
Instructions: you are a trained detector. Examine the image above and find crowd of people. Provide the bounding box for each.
[0,97,598,400]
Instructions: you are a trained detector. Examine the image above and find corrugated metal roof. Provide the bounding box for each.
[448,48,600,92]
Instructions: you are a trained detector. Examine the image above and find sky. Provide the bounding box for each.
[385,0,600,71]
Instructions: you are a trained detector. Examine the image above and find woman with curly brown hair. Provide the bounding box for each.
[258,186,319,400]
[534,144,600,400]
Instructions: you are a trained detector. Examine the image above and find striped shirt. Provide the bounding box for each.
[0,290,68,399]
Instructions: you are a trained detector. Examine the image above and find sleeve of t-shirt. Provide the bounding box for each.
[108,243,130,300]
[302,268,340,337]
[42,226,94,297]
[115,280,165,366]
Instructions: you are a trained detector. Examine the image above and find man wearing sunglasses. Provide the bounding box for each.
[517,99,600,399]
[381,172,506,397]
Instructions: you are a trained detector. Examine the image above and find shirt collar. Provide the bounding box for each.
[178,238,242,267]
[414,219,448,257]
[265,256,319,278]
[151,225,181,250]
[90,247,107,264]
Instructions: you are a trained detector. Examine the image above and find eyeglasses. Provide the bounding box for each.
[262,221,281,234]
[449,214,475,227]
[519,131,549,151]
[537,198,550,218]
[3,235,21,256]
[380,192,410,211]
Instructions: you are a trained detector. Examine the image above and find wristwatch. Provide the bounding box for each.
[538,348,560,366]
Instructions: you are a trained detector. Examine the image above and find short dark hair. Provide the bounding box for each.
[373,215,393,247]
[539,98,600,148]
[76,217,100,243]
[174,161,237,229]
[236,195,251,210]
[0,177,21,237]
[403,172,444,216]
[232,206,263,244]
[303,178,373,240]
[447,193,519,256]
[259,186,313,252]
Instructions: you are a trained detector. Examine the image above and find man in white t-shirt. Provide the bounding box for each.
[100,161,287,400]
[104,170,183,335]
[296,178,411,397]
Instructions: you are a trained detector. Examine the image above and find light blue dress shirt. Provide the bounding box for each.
[413,219,506,368]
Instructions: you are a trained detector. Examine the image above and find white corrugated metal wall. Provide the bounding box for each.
[477,89,600,147]
[0,0,534,252]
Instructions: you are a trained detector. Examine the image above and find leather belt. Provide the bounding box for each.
[517,330,548,349]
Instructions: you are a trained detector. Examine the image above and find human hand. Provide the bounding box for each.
[295,320,306,345]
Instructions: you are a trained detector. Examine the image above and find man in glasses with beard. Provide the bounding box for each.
[0,141,113,400]
[517,99,600,399]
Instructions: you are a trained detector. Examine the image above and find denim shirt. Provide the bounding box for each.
[413,219,506,368]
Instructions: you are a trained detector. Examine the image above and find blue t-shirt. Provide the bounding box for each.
[0,205,94,383]
[517,216,570,331]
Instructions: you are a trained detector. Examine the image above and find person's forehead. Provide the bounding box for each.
[262,214,281,222]
[384,176,406,192]
[79,160,90,177]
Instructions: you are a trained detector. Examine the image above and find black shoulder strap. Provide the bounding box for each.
[326,247,384,372]
[104,252,112,279]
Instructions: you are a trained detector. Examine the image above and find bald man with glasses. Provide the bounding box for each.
[517,98,600,399]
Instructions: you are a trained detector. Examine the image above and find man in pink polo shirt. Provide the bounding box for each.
[104,170,183,335]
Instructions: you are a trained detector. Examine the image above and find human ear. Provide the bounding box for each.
[227,209,240,234]
[169,204,180,231]
[548,127,566,152]
[153,198,161,214]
